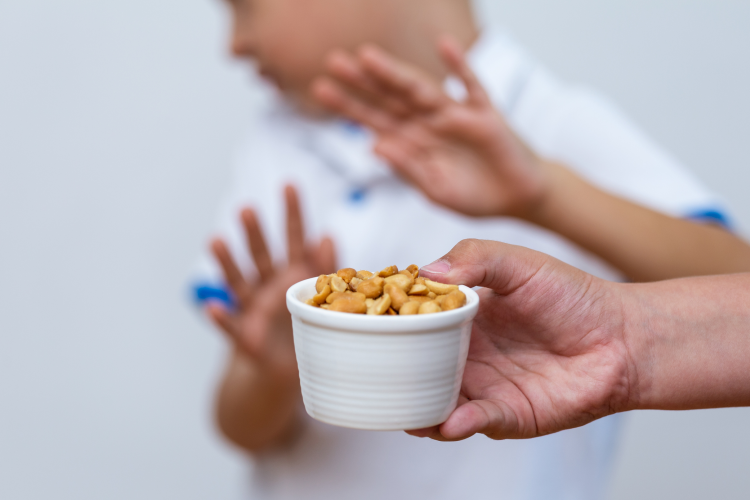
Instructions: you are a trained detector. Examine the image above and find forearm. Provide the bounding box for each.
[215,350,302,453]
[525,162,750,282]
[622,274,750,411]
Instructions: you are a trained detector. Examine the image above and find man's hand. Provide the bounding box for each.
[408,239,637,441]
[312,37,547,218]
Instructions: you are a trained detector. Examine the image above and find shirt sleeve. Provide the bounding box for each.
[506,66,731,227]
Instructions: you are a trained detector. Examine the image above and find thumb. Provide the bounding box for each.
[420,239,555,295]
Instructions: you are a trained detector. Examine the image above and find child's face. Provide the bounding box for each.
[225,0,391,112]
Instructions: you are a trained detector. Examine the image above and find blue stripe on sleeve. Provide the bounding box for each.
[685,208,732,230]
[192,283,236,309]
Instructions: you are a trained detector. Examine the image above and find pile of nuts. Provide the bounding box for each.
[305,265,467,315]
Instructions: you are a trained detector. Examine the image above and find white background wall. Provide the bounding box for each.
[1,1,748,499]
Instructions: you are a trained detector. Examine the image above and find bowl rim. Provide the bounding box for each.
[286,277,480,334]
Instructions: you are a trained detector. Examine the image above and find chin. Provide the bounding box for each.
[284,89,335,119]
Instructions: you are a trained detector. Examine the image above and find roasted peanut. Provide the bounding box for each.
[306,265,464,314]
[330,275,348,293]
[349,277,363,291]
[424,279,459,295]
[418,301,442,314]
[367,294,392,315]
[384,283,409,311]
[337,268,357,283]
[406,295,432,304]
[356,270,374,280]
[441,290,467,311]
[399,301,421,315]
[313,284,332,305]
[316,275,332,294]
[327,291,365,304]
[329,296,367,314]
[357,276,385,298]
[384,273,414,292]
[378,265,398,278]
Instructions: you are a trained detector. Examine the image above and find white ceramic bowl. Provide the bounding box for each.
[286,277,479,431]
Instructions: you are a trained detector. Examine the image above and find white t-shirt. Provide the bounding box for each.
[194,30,727,500]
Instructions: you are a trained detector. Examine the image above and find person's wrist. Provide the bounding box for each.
[616,283,656,413]
[514,159,559,224]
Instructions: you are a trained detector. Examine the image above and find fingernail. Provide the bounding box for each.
[421,259,451,275]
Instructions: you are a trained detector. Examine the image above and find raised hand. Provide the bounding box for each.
[312,37,548,218]
[207,185,336,382]
[409,239,636,441]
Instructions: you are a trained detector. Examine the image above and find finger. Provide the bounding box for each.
[323,50,411,118]
[405,425,444,440]
[373,138,432,188]
[206,302,239,339]
[438,399,517,441]
[311,77,395,132]
[211,303,264,359]
[210,239,252,307]
[313,235,337,275]
[419,239,560,295]
[437,35,491,106]
[405,393,472,441]
[285,185,306,265]
[358,44,447,112]
[240,208,275,283]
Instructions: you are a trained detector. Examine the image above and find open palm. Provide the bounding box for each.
[208,186,336,379]
[313,37,546,217]
[411,239,637,441]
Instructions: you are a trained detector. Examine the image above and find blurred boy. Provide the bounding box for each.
[193,0,750,498]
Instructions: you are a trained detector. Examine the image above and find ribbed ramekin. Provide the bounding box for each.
[286,277,479,431]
